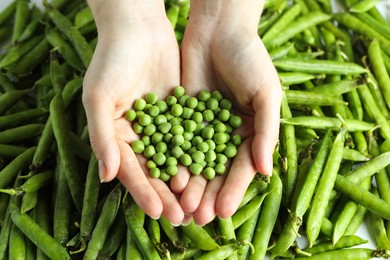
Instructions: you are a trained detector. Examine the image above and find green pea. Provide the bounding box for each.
[145,93,158,104]
[148,105,160,117]
[202,126,214,140]
[158,122,171,134]
[211,90,223,101]
[214,133,229,144]
[192,136,204,146]
[192,151,205,163]
[136,111,145,119]
[216,154,228,164]
[205,150,217,162]
[167,166,178,176]
[139,114,152,126]
[225,145,237,158]
[144,145,156,159]
[215,122,227,133]
[156,100,168,113]
[186,97,198,109]
[133,122,144,134]
[125,109,136,121]
[203,109,214,122]
[196,101,206,112]
[197,142,209,153]
[181,140,192,151]
[211,119,222,126]
[206,140,216,151]
[147,160,157,169]
[189,163,203,176]
[165,112,174,121]
[166,96,177,106]
[215,163,226,175]
[216,144,227,153]
[151,132,164,145]
[169,117,183,126]
[131,140,145,154]
[135,98,146,111]
[142,136,151,146]
[214,107,222,116]
[207,98,219,110]
[164,133,173,143]
[184,120,197,133]
[172,135,185,146]
[145,104,152,111]
[166,157,177,166]
[160,170,171,182]
[232,134,242,146]
[207,162,216,168]
[174,86,185,98]
[225,124,233,134]
[153,152,166,166]
[192,112,203,123]
[156,142,168,153]
[171,146,184,159]
[150,168,160,178]
[220,98,233,111]
[171,104,183,117]
[182,107,194,119]
[171,125,184,135]
[144,124,157,136]
[179,95,190,106]
[188,147,197,155]
[154,114,167,125]
[200,160,207,167]
[198,90,211,102]
[180,154,192,166]
[218,109,230,122]
[230,115,243,128]
[203,167,216,180]
[183,131,194,141]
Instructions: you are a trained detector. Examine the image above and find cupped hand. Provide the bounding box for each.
[82,14,185,225]
[175,15,283,225]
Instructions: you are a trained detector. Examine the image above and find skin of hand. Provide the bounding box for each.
[82,0,185,225]
[171,0,283,225]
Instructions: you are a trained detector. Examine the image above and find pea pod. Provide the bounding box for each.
[294,248,388,260]
[0,1,16,26]
[180,220,219,251]
[0,88,31,115]
[9,223,27,260]
[350,0,381,13]
[0,123,44,144]
[11,0,30,43]
[285,89,348,106]
[0,108,48,130]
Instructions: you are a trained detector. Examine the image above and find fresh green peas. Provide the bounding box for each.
[181,140,192,151]
[220,99,233,111]
[174,86,185,98]
[145,93,158,104]
[145,104,152,111]
[142,136,151,146]
[203,110,214,122]
[171,104,183,117]
[203,167,216,180]
[156,142,168,153]
[215,163,226,174]
[153,152,166,166]
[195,122,205,135]
[192,151,205,163]
[214,132,228,144]
[172,135,185,146]
[192,136,204,146]
[183,132,194,141]
[132,140,145,154]
[211,90,224,101]
[150,168,160,178]
[196,101,207,112]
[192,112,203,123]
[207,162,216,168]
[125,109,136,121]
[188,147,197,155]
[133,122,144,134]
[151,132,164,145]
[215,122,227,133]
[225,145,238,158]
[230,115,242,128]
[166,157,177,166]
[206,98,219,110]
[180,154,192,166]
[171,146,184,159]
[147,160,156,169]
[144,145,156,159]
[202,126,214,139]
[134,99,146,111]
[169,117,182,126]
[179,95,190,106]
[139,114,152,126]
[182,107,194,119]
[189,163,203,175]
[197,142,209,153]
[164,133,173,143]
[148,106,159,117]
[154,114,167,125]
[167,166,178,176]
[143,124,156,136]
[186,97,198,109]
[218,109,230,122]
[205,150,217,162]
[160,170,171,182]
[216,154,228,164]
[171,125,184,135]
[136,111,145,119]
[166,96,177,106]
[206,140,216,150]
[156,100,168,113]
[184,120,197,133]
[225,124,233,134]
[214,107,222,115]
[232,135,242,146]
[158,122,171,134]
[198,90,211,101]
[216,144,227,153]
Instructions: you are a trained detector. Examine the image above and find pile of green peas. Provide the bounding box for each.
[126,86,243,181]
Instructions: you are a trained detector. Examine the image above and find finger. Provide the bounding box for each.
[216,137,257,218]
[192,175,225,226]
[180,175,208,214]
[116,140,163,219]
[252,76,282,176]
[82,92,120,182]
[170,165,191,194]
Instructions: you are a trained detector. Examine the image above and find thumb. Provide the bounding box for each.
[83,93,120,183]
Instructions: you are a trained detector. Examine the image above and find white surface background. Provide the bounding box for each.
[0,0,389,258]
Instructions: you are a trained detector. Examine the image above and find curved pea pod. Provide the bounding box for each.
[0,88,31,115]
[285,89,348,106]
[304,235,368,255]
[196,242,249,260]
[0,123,44,145]
[278,72,316,86]
[0,1,16,26]
[10,203,71,260]
[350,0,381,13]
[0,108,49,130]
[180,220,220,251]
[0,144,28,158]
[368,188,390,250]
[280,116,375,132]
[294,248,388,260]
[12,0,30,43]
[74,6,94,28]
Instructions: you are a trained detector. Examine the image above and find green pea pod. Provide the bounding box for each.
[17,5,43,42]
[0,88,31,115]
[159,216,184,250]
[278,72,316,86]
[12,0,30,43]
[9,223,27,260]
[304,235,368,255]
[0,1,16,26]
[181,220,220,251]
[285,89,348,106]
[99,210,127,258]
[0,144,28,158]
[350,0,381,13]
[74,6,94,28]
[294,248,387,260]
[21,191,38,214]
[197,243,244,260]
[0,108,48,130]
[167,4,180,29]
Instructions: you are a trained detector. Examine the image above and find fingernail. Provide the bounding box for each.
[98,160,106,183]
[266,156,273,176]
[171,222,181,227]
[150,215,161,220]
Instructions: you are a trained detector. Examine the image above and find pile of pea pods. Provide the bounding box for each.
[1,0,390,259]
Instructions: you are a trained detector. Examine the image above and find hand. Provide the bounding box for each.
[174,2,283,225]
[82,1,185,225]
